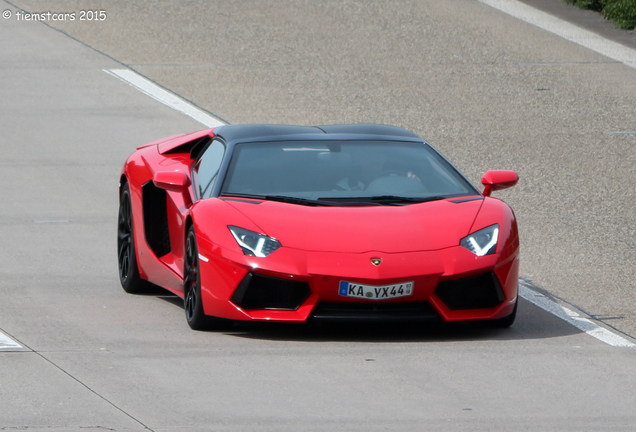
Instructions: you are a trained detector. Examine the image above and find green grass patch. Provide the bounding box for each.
[564,0,636,30]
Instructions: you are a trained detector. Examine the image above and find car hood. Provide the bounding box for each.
[224,198,483,253]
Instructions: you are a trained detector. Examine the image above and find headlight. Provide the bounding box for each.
[228,226,281,257]
[460,224,499,256]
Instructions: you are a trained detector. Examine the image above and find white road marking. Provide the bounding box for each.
[479,0,636,69]
[104,69,225,128]
[0,331,22,349]
[519,284,636,348]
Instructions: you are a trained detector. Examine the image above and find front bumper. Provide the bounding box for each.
[196,244,519,323]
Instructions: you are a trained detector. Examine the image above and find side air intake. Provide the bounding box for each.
[142,181,171,258]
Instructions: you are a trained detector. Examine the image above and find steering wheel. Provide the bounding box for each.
[366,170,426,193]
[365,170,405,189]
[371,170,404,180]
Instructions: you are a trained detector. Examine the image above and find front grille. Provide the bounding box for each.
[231,273,310,310]
[311,301,438,321]
[435,272,504,310]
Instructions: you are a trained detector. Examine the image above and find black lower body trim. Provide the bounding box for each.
[311,301,439,321]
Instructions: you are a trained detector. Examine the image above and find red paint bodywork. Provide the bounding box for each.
[120,128,520,323]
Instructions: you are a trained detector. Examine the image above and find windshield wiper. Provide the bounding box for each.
[368,195,446,204]
[221,193,338,206]
[264,195,339,206]
[223,193,385,207]
[221,193,267,200]
[319,195,446,205]
[222,193,445,207]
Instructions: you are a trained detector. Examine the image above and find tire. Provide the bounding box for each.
[184,225,221,330]
[117,183,150,294]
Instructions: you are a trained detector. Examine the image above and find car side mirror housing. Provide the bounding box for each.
[481,170,518,197]
[153,171,191,192]
[153,171,193,207]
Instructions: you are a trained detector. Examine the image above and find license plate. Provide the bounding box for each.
[339,281,414,300]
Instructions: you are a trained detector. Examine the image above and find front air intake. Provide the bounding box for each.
[231,273,310,310]
[435,272,505,310]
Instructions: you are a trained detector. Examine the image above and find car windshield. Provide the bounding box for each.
[220,140,479,205]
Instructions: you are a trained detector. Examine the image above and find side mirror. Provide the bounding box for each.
[153,171,193,207]
[153,171,191,192]
[481,170,518,197]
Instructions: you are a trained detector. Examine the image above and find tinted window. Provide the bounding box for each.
[220,140,478,201]
[196,140,225,198]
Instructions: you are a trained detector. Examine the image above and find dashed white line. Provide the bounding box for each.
[104,69,225,128]
[479,0,636,70]
[519,284,635,348]
[0,331,22,349]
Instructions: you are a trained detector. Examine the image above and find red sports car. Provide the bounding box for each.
[118,124,519,330]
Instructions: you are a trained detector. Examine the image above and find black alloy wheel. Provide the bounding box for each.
[184,225,215,330]
[117,183,148,294]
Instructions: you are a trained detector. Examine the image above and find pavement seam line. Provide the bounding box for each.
[478,0,636,69]
[0,333,156,431]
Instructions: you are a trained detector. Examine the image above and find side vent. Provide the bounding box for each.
[160,135,211,156]
[142,181,171,257]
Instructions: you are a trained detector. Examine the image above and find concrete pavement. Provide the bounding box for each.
[2,1,636,430]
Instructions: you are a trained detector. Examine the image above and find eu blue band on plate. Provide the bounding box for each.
[339,281,348,296]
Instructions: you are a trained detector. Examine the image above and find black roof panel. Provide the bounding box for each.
[214,123,421,143]
[315,124,420,138]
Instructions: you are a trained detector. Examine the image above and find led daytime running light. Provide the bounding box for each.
[469,228,498,256]
[461,224,499,257]
[229,226,281,257]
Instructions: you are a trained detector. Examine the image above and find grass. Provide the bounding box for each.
[564,0,636,30]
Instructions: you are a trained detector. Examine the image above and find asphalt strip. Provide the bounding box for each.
[478,0,636,69]
[2,283,634,348]
[103,1,636,346]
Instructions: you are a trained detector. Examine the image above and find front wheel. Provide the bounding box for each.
[184,226,228,330]
[118,183,150,294]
